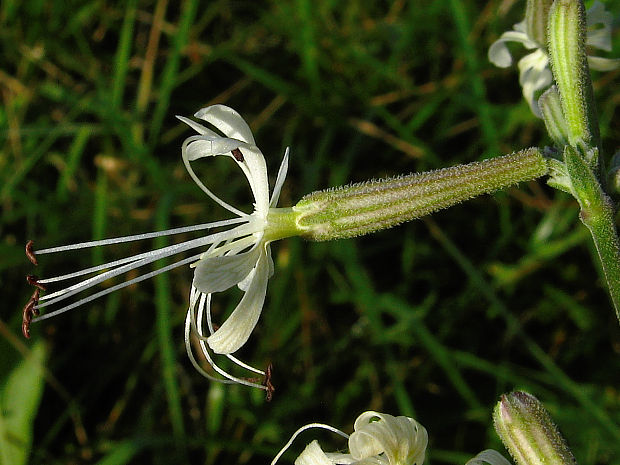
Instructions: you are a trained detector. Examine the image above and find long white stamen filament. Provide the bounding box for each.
[196,293,267,390]
[33,253,202,322]
[38,224,259,307]
[271,423,350,465]
[35,216,249,255]
[201,292,265,375]
[195,233,260,263]
[39,220,256,285]
[185,313,236,384]
[187,290,265,375]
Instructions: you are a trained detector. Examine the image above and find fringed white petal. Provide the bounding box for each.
[194,104,256,144]
[207,251,270,354]
[193,243,263,294]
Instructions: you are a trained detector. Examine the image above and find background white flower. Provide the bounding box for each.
[272,411,428,465]
[488,1,619,117]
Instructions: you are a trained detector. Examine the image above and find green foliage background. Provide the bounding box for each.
[1,0,619,463]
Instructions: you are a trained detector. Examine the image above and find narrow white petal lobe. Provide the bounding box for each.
[207,252,270,354]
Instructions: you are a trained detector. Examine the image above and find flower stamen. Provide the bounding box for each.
[184,290,273,395]
[26,275,47,291]
[25,239,37,265]
[22,288,40,339]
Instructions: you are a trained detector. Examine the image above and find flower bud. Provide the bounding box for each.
[525,0,553,47]
[547,0,599,150]
[493,391,576,465]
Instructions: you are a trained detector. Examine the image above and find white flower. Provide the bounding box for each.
[488,0,619,117]
[25,104,293,394]
[272,411,428,465]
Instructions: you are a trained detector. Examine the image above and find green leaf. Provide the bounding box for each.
[0,341,47,465]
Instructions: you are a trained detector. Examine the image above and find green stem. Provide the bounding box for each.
[564,145,620,322]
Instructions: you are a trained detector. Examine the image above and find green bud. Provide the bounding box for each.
[538,86,569,147]
[547,0,599,151]
[545,157,573,195]
[493,391,576,465]
[607,150,620,198]
[294,148,548,241]
[525,0,553,47]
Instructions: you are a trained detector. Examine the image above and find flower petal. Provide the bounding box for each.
[181,134,269,217]
[587,55,620,72]
[350,412,428,465]
[235,144,270,215]
[186,138,254,161]
[207,251,270,354]
[270,148,290,208]
[517,49,552,117]
[488,28,535,68]
[295,441,338,465]
[187,135,270,216]
[586,1,613,52]
[176,115,220,138]
[192,243,262,294]
[465,450,512,465]
[194,105,256,144]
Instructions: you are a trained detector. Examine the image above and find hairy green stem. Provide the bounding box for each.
[564,146,620,321]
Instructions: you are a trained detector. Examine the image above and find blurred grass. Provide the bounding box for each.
[1,0,619,464]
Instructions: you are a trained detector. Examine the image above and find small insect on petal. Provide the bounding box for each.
[231,148,244,162]
[25,240,38,266]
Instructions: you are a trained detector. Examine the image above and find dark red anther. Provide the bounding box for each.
[25,240,38,266]
[263,363,275,402]
[22,300,34,339]
[21,288,40,339]
[27,275,47,291]
[22,320,31,339]
[30,288,40,316]
[231,148,244,162]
